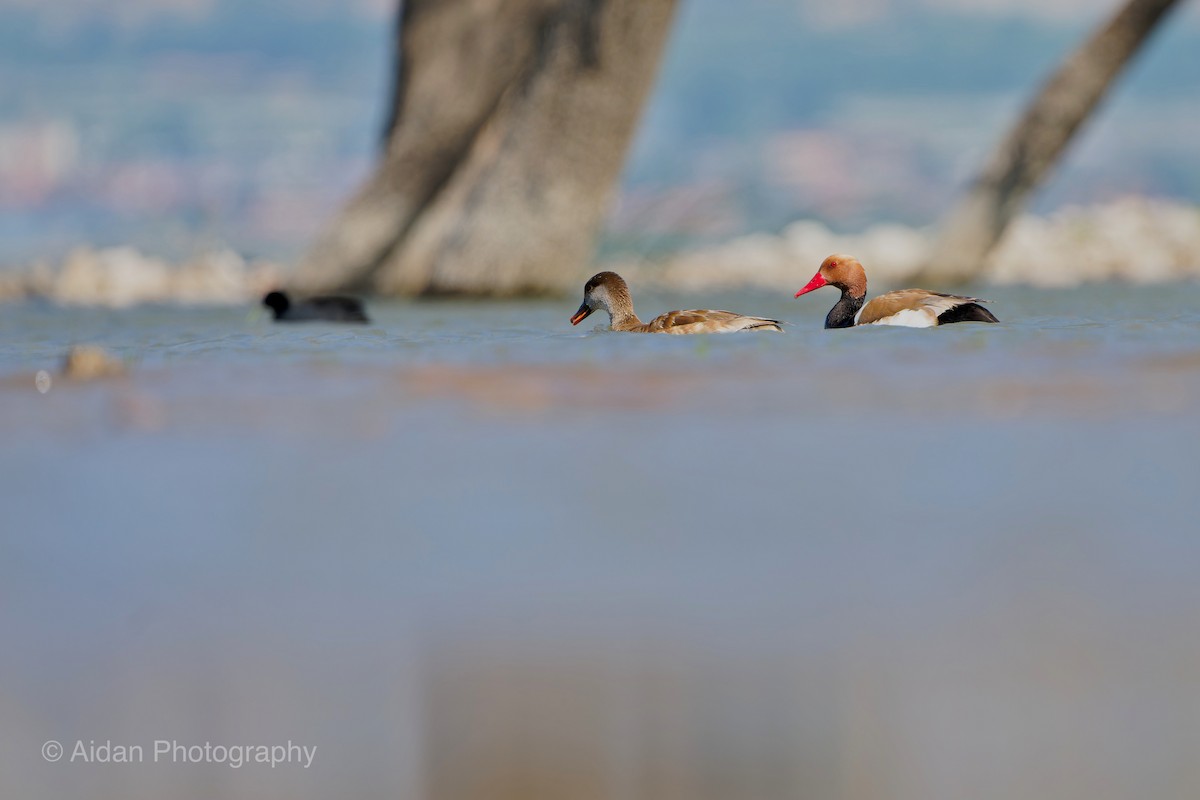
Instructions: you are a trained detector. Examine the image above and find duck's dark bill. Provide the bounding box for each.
[570,303,594,326]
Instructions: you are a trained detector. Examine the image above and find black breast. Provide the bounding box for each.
[824,293,864,329]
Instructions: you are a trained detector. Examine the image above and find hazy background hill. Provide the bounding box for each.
[2,0,1198,264]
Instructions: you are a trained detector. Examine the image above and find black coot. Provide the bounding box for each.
[262,291,370,323]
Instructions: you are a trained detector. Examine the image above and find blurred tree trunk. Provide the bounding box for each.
[294,0,677,296]
[920,0,1182,283]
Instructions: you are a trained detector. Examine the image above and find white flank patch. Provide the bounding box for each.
[861,308,936,328]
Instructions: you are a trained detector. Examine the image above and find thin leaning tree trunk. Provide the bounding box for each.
[294,0,678,297]
[920,0,1183,283]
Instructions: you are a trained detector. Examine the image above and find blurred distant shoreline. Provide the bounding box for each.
[615,196,1200,291]
[1,197,1197,307]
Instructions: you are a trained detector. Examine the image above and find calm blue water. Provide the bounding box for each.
[2,283,1200,799]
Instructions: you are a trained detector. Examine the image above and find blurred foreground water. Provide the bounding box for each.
[2,283,1199,799]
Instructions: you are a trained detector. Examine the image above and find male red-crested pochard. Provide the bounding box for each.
[795,254,999,328]
[571,271,783,334]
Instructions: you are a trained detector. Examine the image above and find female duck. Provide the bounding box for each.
[795,255,998,328]
[572,272,782,333]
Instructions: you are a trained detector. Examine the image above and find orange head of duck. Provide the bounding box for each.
[795,254,868,300]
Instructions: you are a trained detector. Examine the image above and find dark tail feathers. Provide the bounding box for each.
[937,303,998,325]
